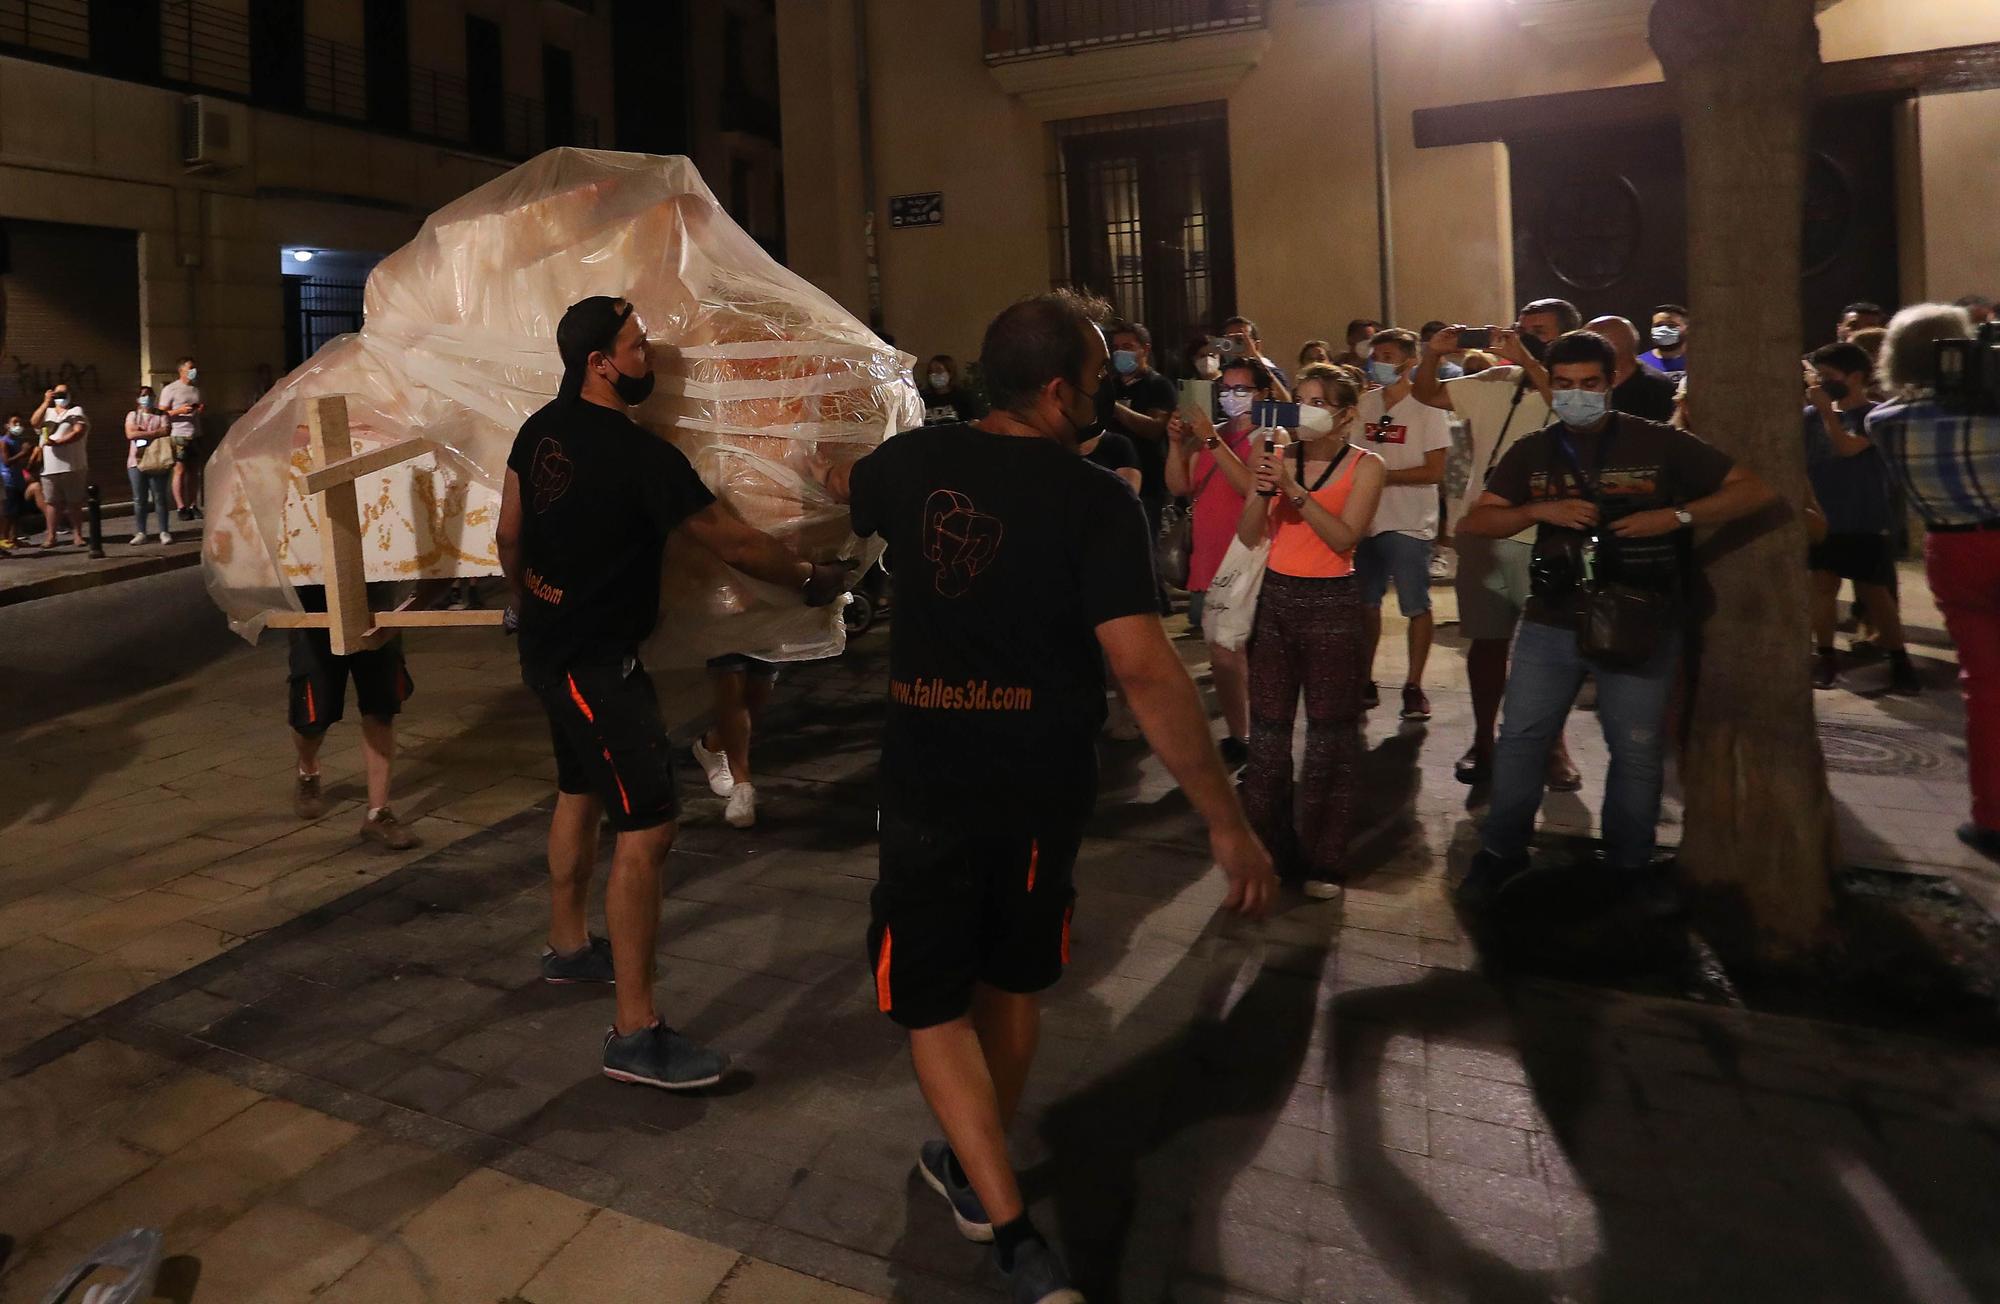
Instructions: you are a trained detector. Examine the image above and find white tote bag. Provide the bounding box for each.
[1200,534,1271,652]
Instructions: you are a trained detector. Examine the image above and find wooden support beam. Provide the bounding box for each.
[300,437,439,497]
[263,609,506,630]
[308,396,373,656]
[1414,38,2000,149]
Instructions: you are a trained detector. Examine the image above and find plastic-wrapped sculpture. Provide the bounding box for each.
[203,147,918,665]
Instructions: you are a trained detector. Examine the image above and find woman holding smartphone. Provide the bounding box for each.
[1166,355,1274,768]
[1235,363,1385,898]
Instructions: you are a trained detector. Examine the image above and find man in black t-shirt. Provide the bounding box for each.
[1080,427,1140,494]
[497,295,846,1093]
[1098,320,1178,612]
[1456,330,1773,910]
[1590,315,1679,423]
[819,290,1274,1303]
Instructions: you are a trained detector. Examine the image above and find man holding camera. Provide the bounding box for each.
[1454,330,1774,909]
[1099,319,1178,614]
[1866,304,2000,858]
[1414,299,1582,789]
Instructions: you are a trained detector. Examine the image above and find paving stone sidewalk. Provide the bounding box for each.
[6,601,2000,1302]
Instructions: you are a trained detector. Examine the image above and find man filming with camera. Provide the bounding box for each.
[1866,303,2000,859]
[1453,329,1774,911]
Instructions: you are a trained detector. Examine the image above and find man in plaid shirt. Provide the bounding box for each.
[1866,302,2000,858]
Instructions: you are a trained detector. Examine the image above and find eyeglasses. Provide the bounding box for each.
[1219,385,1258,396]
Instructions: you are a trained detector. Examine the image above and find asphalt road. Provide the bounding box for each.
[0,567,251,732]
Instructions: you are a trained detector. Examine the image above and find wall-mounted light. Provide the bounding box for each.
[292,249,315,263]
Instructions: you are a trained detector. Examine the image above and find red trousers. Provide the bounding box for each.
[1926,531,2000,830]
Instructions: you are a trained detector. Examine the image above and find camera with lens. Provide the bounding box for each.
[1937,321,2000,414]
[1213,335,1248,360]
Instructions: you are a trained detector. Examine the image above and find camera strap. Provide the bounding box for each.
[1294,439,1352,495]
[1481,373,1532,484]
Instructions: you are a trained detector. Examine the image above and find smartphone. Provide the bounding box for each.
[1178,378,1214,424]
[1258,434,1279,498]
[1455,326,1493,351]
[1252,399,1300,430]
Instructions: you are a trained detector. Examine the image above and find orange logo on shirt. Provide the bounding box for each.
[922,489,1003,598]
[532,437,573,512]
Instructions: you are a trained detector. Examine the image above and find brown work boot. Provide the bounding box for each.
[360,806,421,851]
[294,771,325,820]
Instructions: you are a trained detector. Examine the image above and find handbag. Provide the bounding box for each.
[1553,426,1672,668]
[1156,464,1218,590]
[137,434,175,474]
[1200,533,1270,652]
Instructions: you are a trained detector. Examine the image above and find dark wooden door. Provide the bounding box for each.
[1061,114,1236,359]
[1509,101,1899,347]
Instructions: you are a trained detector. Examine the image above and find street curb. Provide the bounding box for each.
[0,548,203,608]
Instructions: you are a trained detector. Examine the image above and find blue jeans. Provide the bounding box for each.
[1482,619,1680,871]
[128,465,174,535]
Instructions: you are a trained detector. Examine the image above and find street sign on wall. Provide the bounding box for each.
[888,192,944,229]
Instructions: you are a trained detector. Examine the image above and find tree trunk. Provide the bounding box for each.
[1651,0,1836,964]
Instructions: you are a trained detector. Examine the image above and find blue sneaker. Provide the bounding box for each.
[917,1140,993,1242]
[541,935,615,984]
[1001,1238,1085,1304]
[601,1022,729,1091]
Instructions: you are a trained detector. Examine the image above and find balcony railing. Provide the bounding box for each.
[982,0,1267,64]
[0,0,595,160]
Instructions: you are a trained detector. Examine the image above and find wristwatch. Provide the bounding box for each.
[1674,509,1694,529]
[1288,491,1310,510]
[1202,436,1220,449]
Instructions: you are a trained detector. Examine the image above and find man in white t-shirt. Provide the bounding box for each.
[1413,301,1581,790]
[1355,329,1452,721]
[28,384,89,548]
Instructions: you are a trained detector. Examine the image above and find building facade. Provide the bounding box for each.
[0,0,786,503]
[776,0,2000,369]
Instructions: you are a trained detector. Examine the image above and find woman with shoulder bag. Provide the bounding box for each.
[1166,355,1274,769]
[126,384,175,545]
[1236,364,1385,899]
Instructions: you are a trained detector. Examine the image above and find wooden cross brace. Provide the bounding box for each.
[261,395,505,653]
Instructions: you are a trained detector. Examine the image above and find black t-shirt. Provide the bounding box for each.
[1098,369,1178,507]
[1483,414,1734,627]
[1613,365,1679,424]
[848,423,1159,828]
[505,396,716,675]
[1084,430,1139,478]
[922,387,981,427]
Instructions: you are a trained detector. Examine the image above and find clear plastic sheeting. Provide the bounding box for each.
[203,147,918,666]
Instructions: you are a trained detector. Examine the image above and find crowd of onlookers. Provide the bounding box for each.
[0,355,205,557]
[903,285,1999,898]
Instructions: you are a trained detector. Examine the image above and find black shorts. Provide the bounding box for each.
[530,657,680,833]
[287,630,412,733]
[706,653,780,681]
[1808,532,1895,586]
[867,813,1083,1030]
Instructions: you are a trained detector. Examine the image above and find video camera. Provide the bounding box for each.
[1938,321,2000,414]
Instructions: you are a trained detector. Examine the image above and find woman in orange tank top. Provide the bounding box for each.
[1233,364,1385,899]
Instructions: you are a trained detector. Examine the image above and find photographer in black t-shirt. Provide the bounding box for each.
[816,289,1273,1302]
[496,295,847,1094]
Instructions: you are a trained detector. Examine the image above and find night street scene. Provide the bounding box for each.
[2,2,1999,1302]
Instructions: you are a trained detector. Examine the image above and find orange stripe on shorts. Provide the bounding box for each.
[1061,906,1073,966]
[567,674,595,723]
[875,927,894,1012]
[601,749,631,815]
[1026,839,1039,892]
[304,681,317,724]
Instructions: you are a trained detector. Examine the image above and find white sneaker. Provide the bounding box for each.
[724,784,757,829]
[158,531,173,544]
[128,533,147,546]
[1302,879,1344,901]
[691,739,734,797]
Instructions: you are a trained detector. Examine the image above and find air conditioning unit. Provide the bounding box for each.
[180,95,250,170]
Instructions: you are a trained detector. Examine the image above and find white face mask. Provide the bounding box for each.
[1194,356,1221,380]
[185,367,198,382]
[1218,391,1254,420]
[928,371,950,392]
[1292,404,1337,438]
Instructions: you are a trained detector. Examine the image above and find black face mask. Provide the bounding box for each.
[1822,379,1851,402]
[604,361,656,407]
[1064,379,1103,446]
